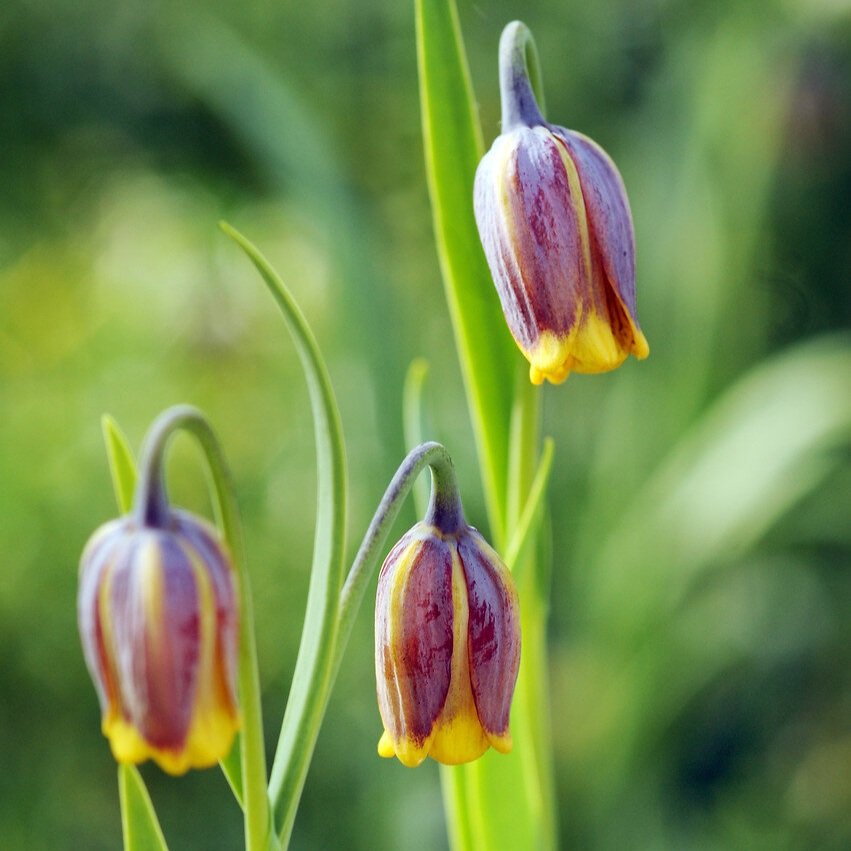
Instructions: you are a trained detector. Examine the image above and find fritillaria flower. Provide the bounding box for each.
[474,21,649,385]
[78,461,239,775]
[375,487,520,768]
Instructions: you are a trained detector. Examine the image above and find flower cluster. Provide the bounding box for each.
[77,19,648,796]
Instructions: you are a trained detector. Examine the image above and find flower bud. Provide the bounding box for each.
[77,508,240,775]
[474,21,649,385]
[375,519,520,767]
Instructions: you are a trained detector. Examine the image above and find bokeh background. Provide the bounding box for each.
[1,0,849,848]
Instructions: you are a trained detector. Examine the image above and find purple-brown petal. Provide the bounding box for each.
[457,530,520,738]
[508,127,589,337]
[172,511,239,703]
[376,533,454,746]
[552,127,638,321]
[110,533,200,749]
[474,142,538,352]
[475,126,594,355]
[78,520,127,713]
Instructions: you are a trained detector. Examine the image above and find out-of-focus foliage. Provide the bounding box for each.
[0,0,849,849]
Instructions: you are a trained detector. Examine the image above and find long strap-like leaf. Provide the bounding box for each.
[221,224,348,848]
[416,0,517,550]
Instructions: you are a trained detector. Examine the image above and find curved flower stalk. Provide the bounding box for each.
[474,21,648,385]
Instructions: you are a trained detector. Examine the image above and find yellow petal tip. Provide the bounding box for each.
[527,331,574,385]
[632,330,650,360]
[486,730,513,755]
[377,730,396,759]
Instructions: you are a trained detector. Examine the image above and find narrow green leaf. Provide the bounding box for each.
[219,736,244,811]
[416,0,517,548]
[221,222,347,847]
[505,437,555,577]
[118,765,169,851]
[101,415,137,513]
[506,371,541,535]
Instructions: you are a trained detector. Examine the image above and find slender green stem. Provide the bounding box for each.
[136,405,273,851]
[518,579,557,851]
[439,764,475,851]
[509,377,557,851]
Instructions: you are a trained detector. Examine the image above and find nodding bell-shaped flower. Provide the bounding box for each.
[77,425,239,775]
[375,460,520,767]
[474,21,649,385]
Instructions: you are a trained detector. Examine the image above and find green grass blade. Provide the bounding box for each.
[505,437,555,577]
[416,0,517,548]
[219,736,244,811]
[118,765,169,851]
[101,415,137,513]
[221,223,347,847]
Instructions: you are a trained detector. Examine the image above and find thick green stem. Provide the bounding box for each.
[137,406,274,851]
[508,374,557,850]
[453,372,556,851]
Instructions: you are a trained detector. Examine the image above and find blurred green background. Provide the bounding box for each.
[1,0,849,848]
